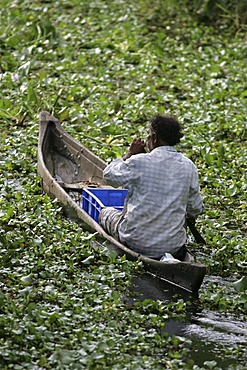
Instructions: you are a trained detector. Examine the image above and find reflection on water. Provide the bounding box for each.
[128,272,196,302]
[128,273,247,369]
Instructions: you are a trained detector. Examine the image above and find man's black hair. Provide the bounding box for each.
[150,114,183,146]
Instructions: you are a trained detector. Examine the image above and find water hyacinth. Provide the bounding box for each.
[0,0,246,368]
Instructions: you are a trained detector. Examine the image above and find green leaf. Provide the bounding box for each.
[203,360,218,369]
[240,90,247,98]
[81,255,94,264]
[101,124,117,135]
[217,144,225,157]
[27,85,38,103]
[233,276,247,292]
[20,273,33,285]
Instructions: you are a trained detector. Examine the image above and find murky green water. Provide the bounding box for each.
[129,274,247,369]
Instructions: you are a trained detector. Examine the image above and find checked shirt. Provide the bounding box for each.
[103,146,203,259]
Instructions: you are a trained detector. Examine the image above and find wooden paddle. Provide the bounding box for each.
[186,217,206,244]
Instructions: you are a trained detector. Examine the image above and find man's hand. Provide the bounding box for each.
[123,138,146,160]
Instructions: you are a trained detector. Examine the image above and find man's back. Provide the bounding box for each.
[103,146,203,259]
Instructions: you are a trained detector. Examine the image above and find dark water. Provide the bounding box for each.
[128,273,247,370]
[92,240,246,368]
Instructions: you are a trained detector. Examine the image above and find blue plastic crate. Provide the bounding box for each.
[82,188,128,223]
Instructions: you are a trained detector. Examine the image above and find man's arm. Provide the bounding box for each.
[186,166,203,218]
[103,138,145,187]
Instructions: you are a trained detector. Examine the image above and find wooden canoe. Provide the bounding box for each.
[38,111,206,293]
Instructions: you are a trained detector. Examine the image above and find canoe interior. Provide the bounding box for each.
[41,121,106,187]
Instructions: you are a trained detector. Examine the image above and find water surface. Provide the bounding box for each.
[129,273,247,369]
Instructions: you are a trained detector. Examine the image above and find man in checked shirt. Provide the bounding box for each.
[99,114,203,261]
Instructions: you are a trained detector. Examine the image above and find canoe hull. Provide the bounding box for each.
[38,112,206,293]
